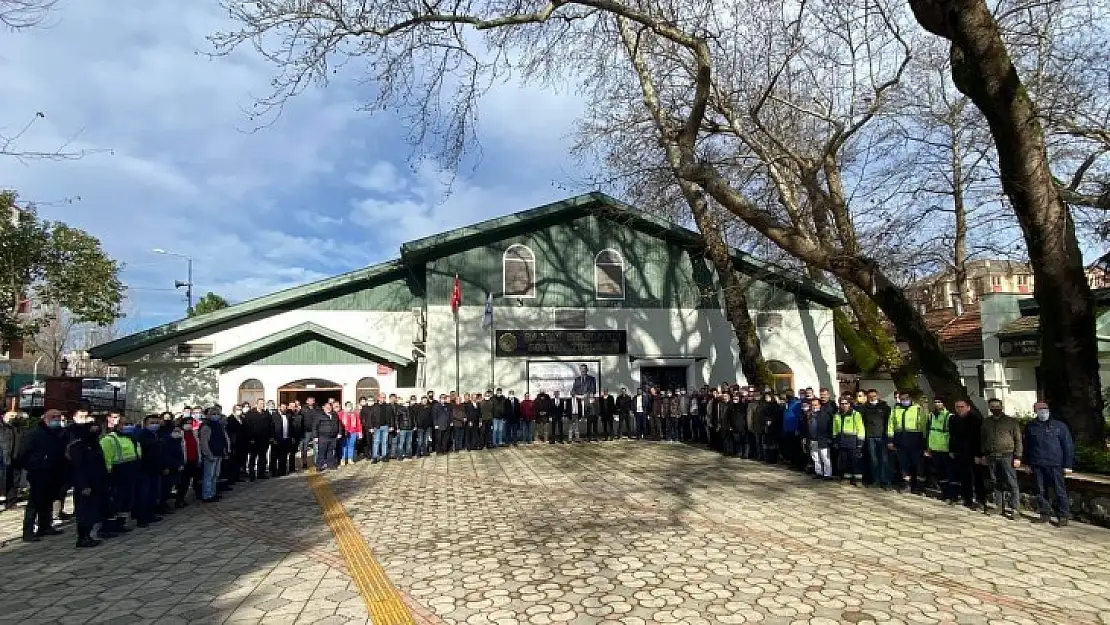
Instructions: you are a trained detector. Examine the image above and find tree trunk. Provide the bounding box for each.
[841,282,921,395]
[909,0,1106,445]
[683,189,773,388]
[951,136,971,305]
[688,166,972,404]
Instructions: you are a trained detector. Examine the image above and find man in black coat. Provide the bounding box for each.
[505,390,521,446]
[950,399,987,509]
[299,397,324,470]
[68,414,111,547]
[134,415,167,527]
[16,410,67,542]
[244,399,272,480]
[269,402,296,476]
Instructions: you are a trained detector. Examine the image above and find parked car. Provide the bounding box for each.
[19,381,45,408]
[81,378,121,405]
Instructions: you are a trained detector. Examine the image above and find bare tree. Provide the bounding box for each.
[877,42,1024,305]
[905,0,1106,443]
[213,0,1110,430]
[0,0,55,30]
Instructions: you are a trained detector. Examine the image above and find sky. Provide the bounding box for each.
[0,0,586,335]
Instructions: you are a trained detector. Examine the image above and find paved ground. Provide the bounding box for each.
[1,441,1110,625]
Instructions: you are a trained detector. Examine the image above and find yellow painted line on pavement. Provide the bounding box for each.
[306,469,415,625]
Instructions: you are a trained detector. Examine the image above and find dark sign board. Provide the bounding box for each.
[999,336,1040,358]
[495,330,628,357]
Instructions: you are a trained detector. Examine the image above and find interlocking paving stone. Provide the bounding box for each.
[2,441,1110,624]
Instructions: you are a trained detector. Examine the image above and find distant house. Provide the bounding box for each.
[905,260,1033,313]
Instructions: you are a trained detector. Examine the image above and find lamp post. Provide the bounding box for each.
[153,248,194,315]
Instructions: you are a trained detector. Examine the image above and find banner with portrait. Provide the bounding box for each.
[526,360,600,397]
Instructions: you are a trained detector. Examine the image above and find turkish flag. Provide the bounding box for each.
[450,275,462,314]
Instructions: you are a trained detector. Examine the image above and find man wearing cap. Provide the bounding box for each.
[16,409,68,542]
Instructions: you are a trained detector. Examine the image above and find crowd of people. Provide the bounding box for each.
[0,365,1079,548]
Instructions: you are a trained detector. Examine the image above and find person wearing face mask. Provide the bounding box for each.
[198,407,230,503]
[134,415,167,527]
[243,399,272,481]
[176,418,202,507]
[616,388,633,441]
[803,397,833,479]
[158,413,185,514]
[949,399,986,509]
[313,402,344,469]
[100,418,140,531]
[979,398,1023,518]
[505,390,521,445]
[1023,401,1073,526]
[66,413,110,547]
[832,397,866,486]
[15,409,68,542]
[225,405,246,484]
[859,389,891,488]
[924,398,955,503]
[479,391,496,448]
[886,391,928,494]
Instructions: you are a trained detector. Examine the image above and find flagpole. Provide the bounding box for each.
[489,293,495,389]
[455,311,460,393]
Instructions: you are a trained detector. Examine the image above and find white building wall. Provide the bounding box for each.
[125,364,218,416]
[424,302,836,394]
[217,364,400,409]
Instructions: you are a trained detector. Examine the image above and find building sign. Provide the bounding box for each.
[999,337,1040,358]
[527,360,601,396]
[495,330,627,357]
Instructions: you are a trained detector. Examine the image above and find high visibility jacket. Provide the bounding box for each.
[100,432,140,471]
[886,404,926,440]
[832,410,866,449]
[927,409,951,452]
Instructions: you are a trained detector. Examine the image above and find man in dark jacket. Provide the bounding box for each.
[1024,401,1075,526]
[950,399,986,509]
[616,389,633,440]
[505,390,521,445]
[225,405,245,483]
[803,397,833,478]
[134,415,167,526]
[313,403,343,469]
[600,390,616,441]
[859,389,891,488]
[0,410,21,510]
[159,417,185,514]
[68,413,110,547]
[551,391,567,444]
[299,398,324,470]
[269,403,296,476]
[243,400,272,480]
[17,410,68,542]
[479,391,496,449]
[726,393,746,457]
[412,397,432,457]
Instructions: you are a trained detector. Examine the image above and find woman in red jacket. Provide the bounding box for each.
[337,401,362,465]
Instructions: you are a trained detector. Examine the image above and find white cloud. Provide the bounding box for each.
[0,0,585,330]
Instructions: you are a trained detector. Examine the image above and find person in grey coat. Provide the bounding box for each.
[1,410,22,510]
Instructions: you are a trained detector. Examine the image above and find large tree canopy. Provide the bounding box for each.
[212,0,1108,443]
[0,191,125,345]
[189,292,231,317]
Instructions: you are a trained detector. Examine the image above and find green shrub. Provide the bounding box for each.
[1075,445,1110,475]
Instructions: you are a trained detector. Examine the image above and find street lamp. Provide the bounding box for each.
[153,248,194,315]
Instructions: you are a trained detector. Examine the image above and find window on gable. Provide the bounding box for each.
[595,249,625,300]
[503,244,536,297]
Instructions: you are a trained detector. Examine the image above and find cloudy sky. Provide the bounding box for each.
[0,0,585,334]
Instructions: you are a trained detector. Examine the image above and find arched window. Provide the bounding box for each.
[767,361,794,395]
[595,249,625,300]
[503,244,537,298]
[356,376,381,400]
[237,379,264,405]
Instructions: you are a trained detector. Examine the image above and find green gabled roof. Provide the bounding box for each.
[89,260,408,361]
[401,191,843,307]
[94,192,843,362]
[199,322,412,369]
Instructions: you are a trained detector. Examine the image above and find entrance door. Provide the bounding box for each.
[639,366,688,392]
[277,378,343,407]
